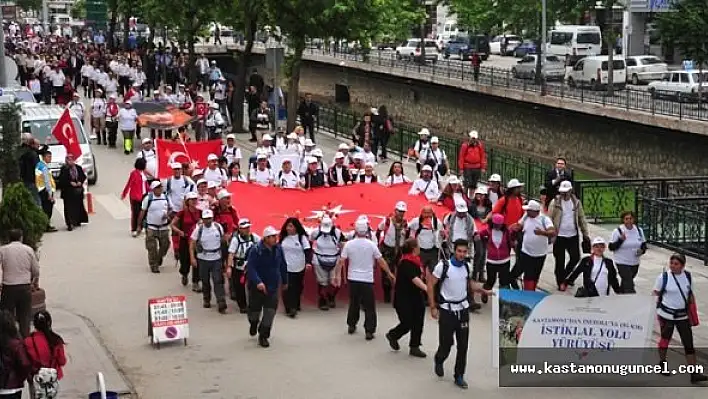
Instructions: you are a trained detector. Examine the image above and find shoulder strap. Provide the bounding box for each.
[197,225,204,241]
[166,178,172,194]
[672,272,691,307]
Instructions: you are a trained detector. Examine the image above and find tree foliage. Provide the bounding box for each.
[657,0,708,69]
[0,183,48,251]
[0,104,22,186]
[15,0,42,12]
[71,0,87,20]
[372,0,426,42]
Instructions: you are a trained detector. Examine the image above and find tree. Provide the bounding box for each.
[0,103,21,186]
[0,183,48,251]
[374,0,426,43]
[657,0,708,99]
[71,0,87,20]
[449,0,503,35]
[264,0,380,132]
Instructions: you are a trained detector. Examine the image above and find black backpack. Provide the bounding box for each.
[434,259,471,307]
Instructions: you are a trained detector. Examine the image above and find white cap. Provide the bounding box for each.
[207,153,219,161]
[312,149,323,157]
[522,200,542,212]
[353,153,364,160]
[125,100,132,105]
[488,173,502,182]
[109,93,117,99]
[304,139,315,146]
[226,134,236,140]
[395,201,407,212]
[142,138,151,144]
[262,134,272,141]
[256,153,268,160]
[287,132,298,139]
[338,143,349,150]
[334,152,345,159]
[507,178,524,189]
[421,165,433,172]
[185,192,198,200]
[210,102,219,109]
[371,107,379,115]
[196,178,207,186]
[592,236,606,246]
[418,128,430,136]
[430,136,439,143]
[216,190,231,200]
[474,186,488,196]
[263,226,278,237]
[239,219,252,228]
[149,180,162,189]
[448,176,460,185]
[207,181,218,189]
[255,148,268,156]
[558,180,573,193]
[307,156,318,164]
[201,209,214,219]
[455,201,468,213]
[170,162,182,169]
[354,219,369,233]
[469,130,479,139]
[320,216,333,229]
[210,60,216,65]
[192,169,204,176]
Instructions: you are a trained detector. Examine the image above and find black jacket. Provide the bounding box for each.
[544,168,574,199]
[18,144,39,185]
[302,170,326,189]
[297,100,318,125]
[328,165,351,186]
[565,256,621,296]
[57,164,86,199]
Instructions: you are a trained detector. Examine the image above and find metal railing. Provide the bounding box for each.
[297,47,708,123]
[637,195,708,265]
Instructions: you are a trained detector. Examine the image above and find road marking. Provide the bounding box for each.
[53,193,131,220]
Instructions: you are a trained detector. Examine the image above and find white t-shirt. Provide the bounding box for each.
[203,167,227,186]
[557,199,577,237]
[444,214,475,243]
[341,237,382,283]
[221,146,242,165]
[141,193,170,230]
[50,70,65,87]
[409,178,440,201]
[190,223,223,261]
[407,217,440,249]
[91,99,107,118]
[520,214,553,257]
[281,234,311,273]
[432,260,470,311]
[118,108,138,131]
[277,170,300,188]
[249,168,274,186]
[381,174,411,186]
[377,218,408,248]
[610,225,645,266]
[654,271,691,320]
[137,149,157,176]
[311,228,342,258]
[164,176,194,212]
[590,257,610,297]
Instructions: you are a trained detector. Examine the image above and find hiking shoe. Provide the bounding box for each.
[203,301,211,308]
[385,332,400,351]
[150,267,160,274]
[365,332,375,341]
[318,298,329,311]
[434,363,444,377]
[409,347,427,358]
[249,322,258,337]
[454,376,468,389]
[192,282,202,293]
[258,335,270,348]
[217,303,227,314]
[328,297,336,308]
[348,325,356,334]
[181,275,188,286]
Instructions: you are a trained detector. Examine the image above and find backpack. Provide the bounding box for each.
[222,146,237,158]
[313,229,342,270]
[434,259,471,307]
[446,212,475,242]
[142,193,170,228]
[657,270,692,318]
[314,228,342,246]
[30,335,59,398]
[196,224,223,254]
[610,226,645,252]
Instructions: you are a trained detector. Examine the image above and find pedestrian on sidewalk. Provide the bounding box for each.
[24,311,67,399]
[190,210,227,314]
[278,218,312,318]
[457,130,486,198]
[654,253,708,384]
[227,219,260,313]
[510,200,555,291]
[35,147,58,232]
[478,214,515,290]
[608,211,647,294]
[118,100,139,155]
[246,226,288,348]
[385,238,428,359]
[310,217,343,311]
[335,218,395,340]
[0,230,39,338]
[548,181,590,289]
[121,158,150,237]
[171,192,202,291]
[427,239,491,389]
[377,202,409,303]
[137,181,172,273]
[0,311,32,398]
[56,154,89,232]
[471,52,481,82]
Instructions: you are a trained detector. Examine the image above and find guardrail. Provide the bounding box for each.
[637,195,708,265]
[300,47,708,123]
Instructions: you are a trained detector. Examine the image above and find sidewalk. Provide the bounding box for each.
[31,308,132,398]
[230,128,708,359]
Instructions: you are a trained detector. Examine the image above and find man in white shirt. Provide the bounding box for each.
[132,65,146,95]
[377,201,409,303]
[548,180,590,289]
[196,54,210,90]
[136,138,157,177]
[408,205,441,271]
[137,181,172,273]
[164,163,194,212]
[227,219,261,313]
[81,62,94,97]
[213,77,229,125]
[276,159,300,188]
[203,154,228,187]
[67,93,85,120]
[335,218,395,340]
[409,165,440,201]
[90,92,107,141]
[190,209,227,313]
[118,100,139,154]
[249,154,275,186]
[512,200,555,292]
[205,102,225,140]
[50,65,65,104]
[221,134,242,165]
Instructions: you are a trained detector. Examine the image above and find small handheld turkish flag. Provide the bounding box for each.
[51,108,82,159]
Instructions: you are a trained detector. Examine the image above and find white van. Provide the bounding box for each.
[547,25,602,57]
[20,104,98,185]
[567,56,626,90]
[436,20,466,48]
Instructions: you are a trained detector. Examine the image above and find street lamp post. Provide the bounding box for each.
[541,0,547,95]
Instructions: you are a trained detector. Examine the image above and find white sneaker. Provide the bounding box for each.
[89,134,97,140]
[131,231,138,237]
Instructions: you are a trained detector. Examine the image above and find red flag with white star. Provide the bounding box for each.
[154,139,222,178]
[51,108,82,159]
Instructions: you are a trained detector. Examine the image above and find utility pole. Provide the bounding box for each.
[42,0,49,33]
[541,0,547,95]
[0,23,6,87]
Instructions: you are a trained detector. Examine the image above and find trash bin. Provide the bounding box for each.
[88,372,119,399]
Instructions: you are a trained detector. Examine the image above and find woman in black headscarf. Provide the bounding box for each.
[57,154,89,231]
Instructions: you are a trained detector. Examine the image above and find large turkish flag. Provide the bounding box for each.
[51,108,82,159]
[228,182,451,303]
[154,139,222,178]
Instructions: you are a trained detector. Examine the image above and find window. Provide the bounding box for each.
[546,55,561,63]
[550,32,572,45]
[22,118,86,145]
[640,57,663,65]
[625,58,637,67]
[671,73,682,83]
[601,60,625,70]
[574,60,584,71]
[522,56,534,63]
[576,33,601,45]
[406,40,419,47]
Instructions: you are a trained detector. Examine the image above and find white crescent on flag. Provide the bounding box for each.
[62,123,75,146]
[168,151,191,164]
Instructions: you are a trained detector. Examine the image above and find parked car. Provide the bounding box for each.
[395,38,439,63]
[514,41,538,57]
[566,55,626,90]
[490,35,522,56]
[625,55,668,85]
[442,35,490,61]
[648,71,708,102]
[512,55,566,80]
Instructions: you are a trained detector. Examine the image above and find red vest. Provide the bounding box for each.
[106,102,119,118]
